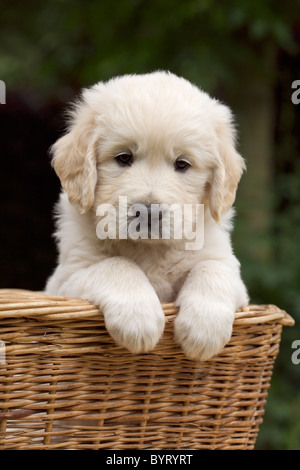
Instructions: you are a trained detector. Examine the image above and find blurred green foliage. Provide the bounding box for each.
[1,0,298,95]
[1,0,300,449]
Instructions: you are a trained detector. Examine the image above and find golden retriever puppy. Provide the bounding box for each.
[45,71,249,361]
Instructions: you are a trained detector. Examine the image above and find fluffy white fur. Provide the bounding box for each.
[45,71,249,361]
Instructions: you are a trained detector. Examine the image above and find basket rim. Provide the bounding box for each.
[0,288,294,327]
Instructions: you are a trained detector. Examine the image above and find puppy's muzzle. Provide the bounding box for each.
[128,203,164,239]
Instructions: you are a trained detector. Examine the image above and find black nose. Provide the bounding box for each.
[133,204,163,237]
[140,204,162,229]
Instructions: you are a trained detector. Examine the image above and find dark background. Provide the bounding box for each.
[0,95,61,289]
[0,0,300,449]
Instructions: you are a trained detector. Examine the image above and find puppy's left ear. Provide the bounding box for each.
[209,106,246,222]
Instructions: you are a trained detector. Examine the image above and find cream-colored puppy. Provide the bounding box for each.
[45,71,249,361]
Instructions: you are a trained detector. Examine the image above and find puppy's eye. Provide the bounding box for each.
[115,152,133,167]
[174,158,191,172]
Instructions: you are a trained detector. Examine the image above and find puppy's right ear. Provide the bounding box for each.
[51,102,98,214]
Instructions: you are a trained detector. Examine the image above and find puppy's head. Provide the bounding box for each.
[51,71,245,240]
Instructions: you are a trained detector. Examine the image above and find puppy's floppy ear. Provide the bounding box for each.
[51,100,98,214]
[209,105,246,223]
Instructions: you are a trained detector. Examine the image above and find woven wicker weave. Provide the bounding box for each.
[0,288,294,450]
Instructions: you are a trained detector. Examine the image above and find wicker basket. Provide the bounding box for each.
[0,289,294,450]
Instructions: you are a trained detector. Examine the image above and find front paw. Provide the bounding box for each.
[103,292,165,354]
[174,297,234,361]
